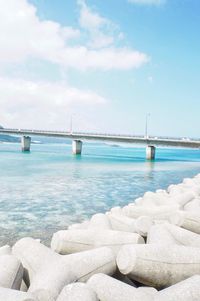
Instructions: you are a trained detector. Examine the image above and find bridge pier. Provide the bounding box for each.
[146,145,156,160]
[72,140,82,155]
[21,136,31,152]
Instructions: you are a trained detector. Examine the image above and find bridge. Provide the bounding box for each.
[1,127,200,160]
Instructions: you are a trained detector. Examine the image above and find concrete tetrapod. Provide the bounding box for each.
[168,185,199,203]
[117,244,200,289]
[51,229,144,255]
[147,223,200,247]
[122,205,182,225]
[154,275,200,301]
[106,213,152,236]
[169,192,195,208]
[62,247,116,283]
[13,238,116,300]
[87,273,154,301]
[88,213,112,230]
[110,206,123,215]
[179,211,200,234]
[0,255,23,290]
[28,247,116,300]
[137,192,172,207]
[147,224,177,245]
[0,287,36,301]
[13,237,61,286]
[184,198,200,213]
[0,245,11,256]
[57,283,99,301]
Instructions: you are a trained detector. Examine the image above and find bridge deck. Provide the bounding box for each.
[0,128,200,148]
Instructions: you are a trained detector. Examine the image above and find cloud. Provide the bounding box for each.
[78,0,108,29]
[77,0,115,48]
[0,0,149,70]
[128,0,165,5]
[0,77,107,129]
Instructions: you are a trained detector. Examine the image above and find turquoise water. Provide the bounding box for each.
[1,142,200,246]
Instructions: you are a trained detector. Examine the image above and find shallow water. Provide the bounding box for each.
[0,142,200,246]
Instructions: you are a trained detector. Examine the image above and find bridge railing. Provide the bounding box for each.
[1,128,200,143]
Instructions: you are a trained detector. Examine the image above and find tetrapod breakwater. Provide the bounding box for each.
[1,174,200,300]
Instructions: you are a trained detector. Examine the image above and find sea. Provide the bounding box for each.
[0,141,200,246]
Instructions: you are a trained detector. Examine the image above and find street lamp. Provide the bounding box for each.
[70,115,73,134]
[145,113,150,139]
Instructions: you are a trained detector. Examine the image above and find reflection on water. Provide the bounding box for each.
[0,142,200,245]
[144,160,155,180]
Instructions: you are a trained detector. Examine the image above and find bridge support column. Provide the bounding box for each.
[146,145,156,160]
[72,140,82,155]
[21,136,31,152]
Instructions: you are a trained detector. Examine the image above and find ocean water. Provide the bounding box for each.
[0,141,200,246]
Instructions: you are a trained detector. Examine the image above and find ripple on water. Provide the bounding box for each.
[0,143,200,245]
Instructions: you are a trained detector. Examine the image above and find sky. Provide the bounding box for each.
[0,0,200,137]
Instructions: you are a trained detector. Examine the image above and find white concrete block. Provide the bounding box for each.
[0,287,36,301]
[147,223,200,247]
[110,206,123,215]
[63,247,116,282]
[184,198,200,212]
[51,229,144,255]
[179,211,200,234]
[57,283,99,301]
[138,287,158,298]
[13,237,116,300]
[89,213,112,230]
[107,213,152,236]
[29,247,116,299]
[155,275,200,301]
[122,204,181,225]
[87,273,154,301]
[117,244,200,288]
[0,255,23,290]
[13,237,60,286]
[0,245,11,256]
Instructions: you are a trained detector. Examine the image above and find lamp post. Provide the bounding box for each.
[145,113,150,139]
[70,115,73,134]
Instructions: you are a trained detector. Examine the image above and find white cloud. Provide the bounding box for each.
[78,0,108,29]
[0,77,107,129]
[77,0,115,48]
[0,0,149,70]
[128,0,165,5]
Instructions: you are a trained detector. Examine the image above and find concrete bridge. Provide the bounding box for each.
[1,127,200,160]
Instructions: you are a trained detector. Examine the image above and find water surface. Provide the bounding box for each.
[0,142,200,245]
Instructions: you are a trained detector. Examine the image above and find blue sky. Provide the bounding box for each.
[0,0,199,137]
